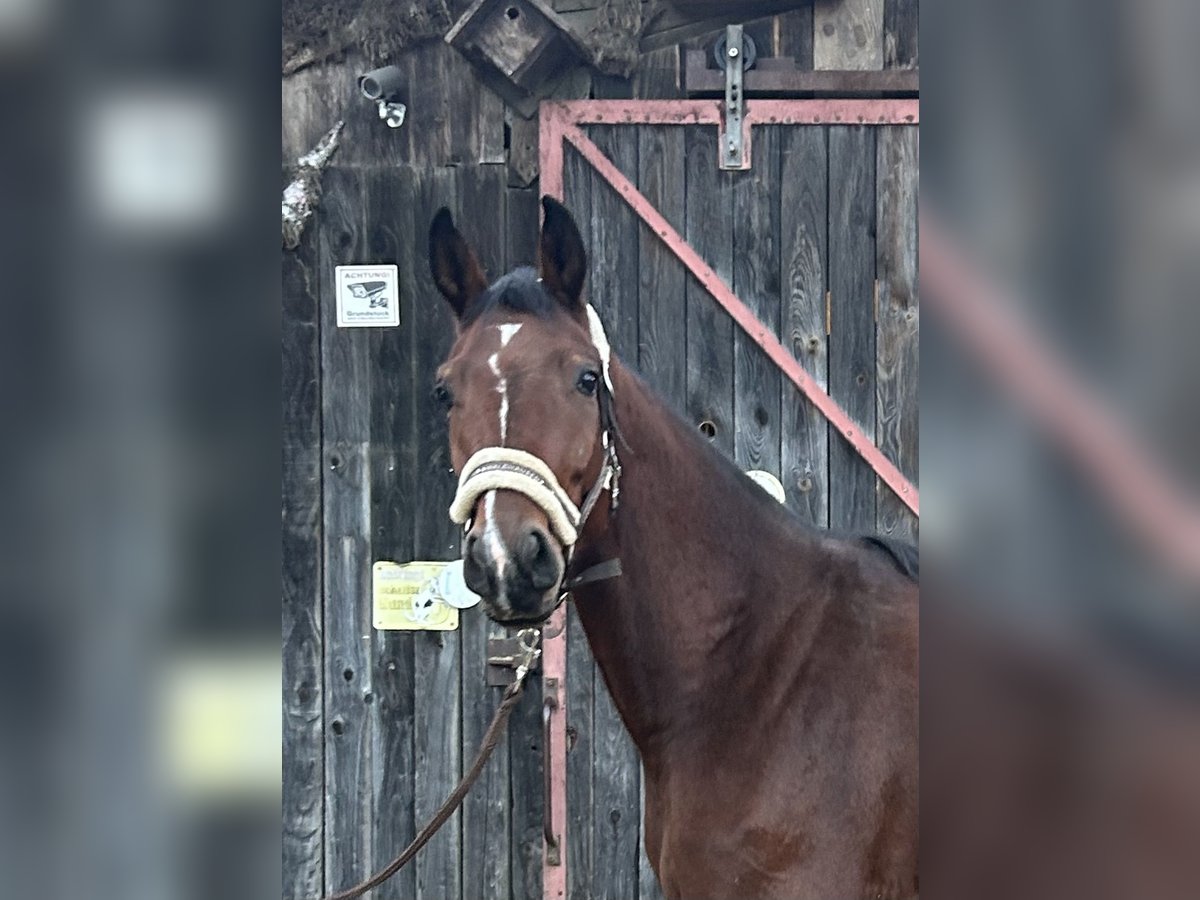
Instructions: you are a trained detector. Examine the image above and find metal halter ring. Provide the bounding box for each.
[513,628,542,683]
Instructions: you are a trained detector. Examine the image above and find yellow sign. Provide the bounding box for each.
[372,561,460,631]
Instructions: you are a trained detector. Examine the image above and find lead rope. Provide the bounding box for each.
[312,630,542,900]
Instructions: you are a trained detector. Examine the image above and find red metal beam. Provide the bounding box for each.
[538,104,569,900]
[558,120,920,516]
[546,98,919,126]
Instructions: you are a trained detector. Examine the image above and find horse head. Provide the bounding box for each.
[428,197,614,624]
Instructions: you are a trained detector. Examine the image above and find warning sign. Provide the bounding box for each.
[336,264,399,327]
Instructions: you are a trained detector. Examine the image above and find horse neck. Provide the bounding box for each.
[570,362,818,763]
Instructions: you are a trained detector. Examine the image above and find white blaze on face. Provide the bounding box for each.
[488,352,507,444]
[482,490,508,577]
[490,322,522,446]
[498,322,522,347]
[478,322,523,577]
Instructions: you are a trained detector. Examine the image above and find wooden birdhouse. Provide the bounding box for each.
[445,0,590,117]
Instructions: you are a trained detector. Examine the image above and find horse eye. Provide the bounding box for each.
[576,369,600,397]
[432,381,454,411]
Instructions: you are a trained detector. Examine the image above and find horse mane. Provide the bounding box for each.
[460,267,557,326]
[858,535,919,580]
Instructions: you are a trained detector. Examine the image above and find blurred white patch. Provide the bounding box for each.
[437,559,482,609]
[0,0,50,48]
[160,647,279,802]
[83,87,231,236]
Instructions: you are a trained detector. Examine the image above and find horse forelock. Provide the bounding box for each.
[460,267,557,327]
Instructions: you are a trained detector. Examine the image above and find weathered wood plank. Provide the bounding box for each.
[634,125,683,900]
[633,46,680,99]
[637,769,662,900]
[479,81,508,165]
[732,126,782,481]
[443,40,508,166]
[592,73,634,100]
[637,125,686,406]
[587,124,642,899]
[685,126,736,457]
[683,55,918,95]
[883,0,918,69]
[565,601,594,900]
[283,222,324,900]
[319,167,378,895]
[552,0,600,12]
[365,165,418,900]
[507,64,593,188]
[282,63,342,165]
[592,125,648,900]
[504,183,547,900]
[744,16,777,70]
[588,126,640,359]
[412,167,463,900]
[509,112,542,189]
[779,126,830,526]
[561,139,596,900]
[775,5,814,71]
[414,44,455,167]
[449,45,483,166]
[814,0,883,71]
[875,126,918,541]
[456,165,514,900]
[828,126,877,532]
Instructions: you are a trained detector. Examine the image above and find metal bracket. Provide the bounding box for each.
[376,99,406,128]
[486,634,541,686]
[543,676,562,866]
[719,24,751,170]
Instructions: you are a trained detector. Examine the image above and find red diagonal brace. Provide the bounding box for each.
[559,121,920,516]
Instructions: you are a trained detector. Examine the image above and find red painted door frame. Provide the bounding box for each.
[536,98,920,899]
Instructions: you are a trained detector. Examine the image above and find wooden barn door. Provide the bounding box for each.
[540,101,919,899]
[283,97,917,900]
[286,163,549,900]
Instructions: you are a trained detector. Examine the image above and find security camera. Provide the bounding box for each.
[358,66,405,101]
[356,66,407,128]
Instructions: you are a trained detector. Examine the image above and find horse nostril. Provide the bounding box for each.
[520,528,560,591]
[462,534,495,596]
[467,533,492,569]
[521,531,541,561]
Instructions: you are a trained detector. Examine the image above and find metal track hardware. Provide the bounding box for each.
[718,24,752,170]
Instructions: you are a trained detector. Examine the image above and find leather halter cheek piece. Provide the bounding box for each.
[447,303,623,599]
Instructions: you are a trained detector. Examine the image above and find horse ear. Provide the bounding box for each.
[539,196,587,310]
[429,207,489,319]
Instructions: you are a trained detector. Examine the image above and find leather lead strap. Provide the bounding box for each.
[313,635,540,900]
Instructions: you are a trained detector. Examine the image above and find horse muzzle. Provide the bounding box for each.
[448,437,619,624]
[462,517,565,623]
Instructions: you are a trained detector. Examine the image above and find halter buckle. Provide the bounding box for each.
[607,446,622,512]
[513,627,542,684]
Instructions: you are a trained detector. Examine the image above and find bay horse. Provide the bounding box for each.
[428,197,919,900]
